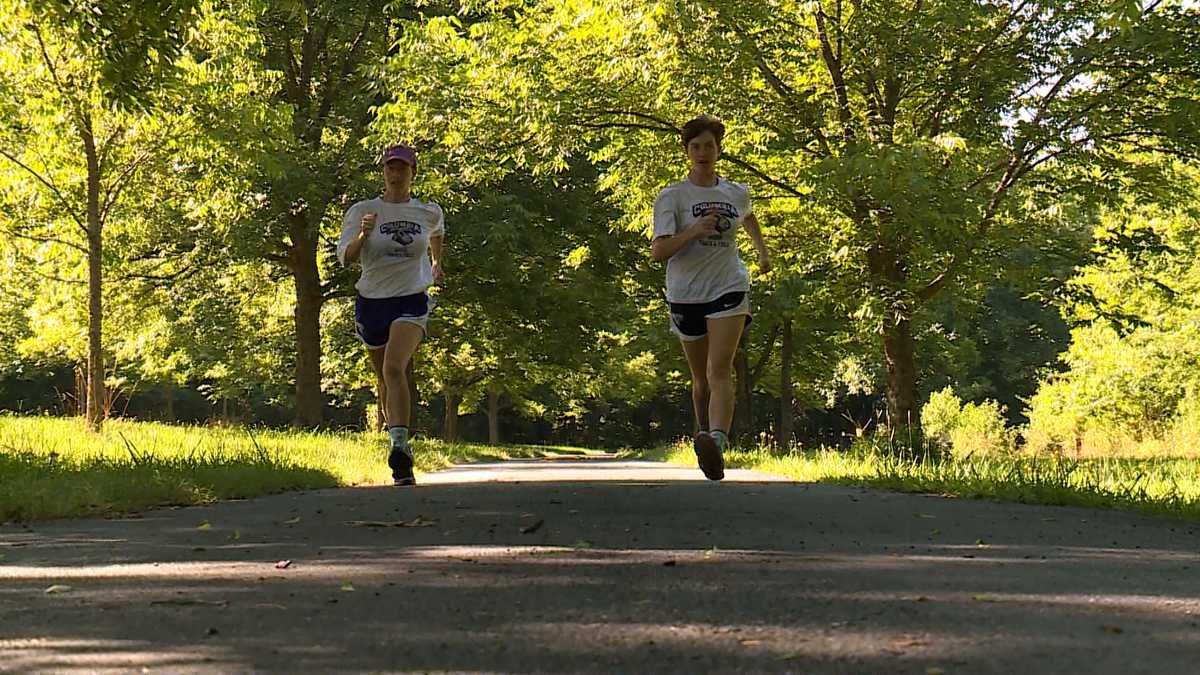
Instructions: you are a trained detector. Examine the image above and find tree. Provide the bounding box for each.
[387,0,1200,443]
[0,0,198,428]
[190,0,418,426]
[1026,189,1200,449]
[394,160,660,443]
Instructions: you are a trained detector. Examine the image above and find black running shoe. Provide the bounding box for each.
[388,445,416,487]
[693,431,725,481]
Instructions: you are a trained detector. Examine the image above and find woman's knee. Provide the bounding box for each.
[382,359,408,384]
[706,360,734,384]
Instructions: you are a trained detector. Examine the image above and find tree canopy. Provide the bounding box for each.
[0,0,1198,453]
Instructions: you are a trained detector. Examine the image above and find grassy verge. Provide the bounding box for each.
[0,415,559,522]
[646,440,1200,521]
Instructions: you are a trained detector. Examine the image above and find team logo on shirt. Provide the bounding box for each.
[691,201,737,245]
[379,220,422,248]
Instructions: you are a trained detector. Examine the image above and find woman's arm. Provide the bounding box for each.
[742,212,771,273]
[651,213,717,261]
[342,212,375,264]
[429,234,443,284]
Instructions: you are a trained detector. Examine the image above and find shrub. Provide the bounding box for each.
[921,386,1014,458]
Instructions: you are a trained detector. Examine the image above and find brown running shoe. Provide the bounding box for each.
[693,431,725,481]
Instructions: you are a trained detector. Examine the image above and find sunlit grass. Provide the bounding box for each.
[11,412,1197,524]
[0,414,550,522]
[649,439,1200,521]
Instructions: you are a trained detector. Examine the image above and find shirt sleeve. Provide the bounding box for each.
[651,188,676,239]
[429,203,445,238]
[336,203,361,266]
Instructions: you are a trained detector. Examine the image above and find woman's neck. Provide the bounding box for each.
[382,188,411,203]
[687,167,718,187]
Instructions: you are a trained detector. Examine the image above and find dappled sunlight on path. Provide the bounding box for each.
[2,461,1199,673]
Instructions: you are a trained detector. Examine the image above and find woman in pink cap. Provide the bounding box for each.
[651,115,770,481]
[338,144,444,486]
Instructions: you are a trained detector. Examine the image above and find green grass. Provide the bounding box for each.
[647,439,1200,521]
[10,412,1197,523]
[0,414,557,522]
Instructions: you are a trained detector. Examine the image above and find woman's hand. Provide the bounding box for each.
[651,213,718,262]
[431,260,443,285]
[758,252,772,274]
[691,211,719,239]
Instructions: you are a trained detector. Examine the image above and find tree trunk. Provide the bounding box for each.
[487,388,501,445]
[865,214,922,447]
[164,387,176,422]
[732,338,753,440]
[372,392,386,431]
[73,365,86,417]
[289,217,325,427]
[443,390,460,441]
[882,317,920,439]
[777,319,794,449]
[82,113,105,431]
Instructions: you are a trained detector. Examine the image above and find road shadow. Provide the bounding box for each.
[2,475,1199,673]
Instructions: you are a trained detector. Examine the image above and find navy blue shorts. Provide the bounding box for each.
[668,292,752,341]
[355,292,431,349]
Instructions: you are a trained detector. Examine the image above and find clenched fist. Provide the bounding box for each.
[360,211,377,237]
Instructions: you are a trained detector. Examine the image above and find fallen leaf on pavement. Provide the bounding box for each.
[1102,625,1124,634]
[44,584,72,594]
[227,530,240,541]
[340,581,355,592]
[150,599,228,607]
[890,637,929,649]
[971,594,1002,602]
[197,521,212,530]
[347,516,436,528]
[275,560,292,569]
[520,519,544,534]
[283,516,302,525]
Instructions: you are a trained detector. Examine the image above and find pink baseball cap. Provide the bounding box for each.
[380,144,416,168]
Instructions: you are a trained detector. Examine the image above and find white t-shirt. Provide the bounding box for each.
[652,177,752,304]
[337,197,444,299]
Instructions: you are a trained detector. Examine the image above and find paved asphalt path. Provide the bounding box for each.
[2,457,1199,673]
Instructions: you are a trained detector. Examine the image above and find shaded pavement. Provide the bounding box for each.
[2,457,1199,673]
